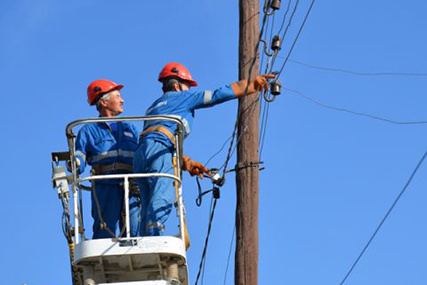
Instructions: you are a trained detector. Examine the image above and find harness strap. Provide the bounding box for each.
[139,125,176,145]
[92,162,133,174]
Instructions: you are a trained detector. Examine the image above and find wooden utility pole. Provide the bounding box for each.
[235,0,260,285]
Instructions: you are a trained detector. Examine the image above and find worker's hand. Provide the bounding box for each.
[66,159,80,172]
[249,74,276,92]
[230,74,276,97]
[182,156,211,179]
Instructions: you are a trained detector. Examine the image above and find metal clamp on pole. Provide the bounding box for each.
[230,161,265,172]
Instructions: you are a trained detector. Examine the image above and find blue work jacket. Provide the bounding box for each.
[75,121,139,184]
[143,85,237,147]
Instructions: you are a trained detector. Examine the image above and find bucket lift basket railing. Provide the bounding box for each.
[53,116,190,285]
[57,115,186,244]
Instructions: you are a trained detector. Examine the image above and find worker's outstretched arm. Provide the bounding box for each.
[182,155,211,179]
[230,74,276,97]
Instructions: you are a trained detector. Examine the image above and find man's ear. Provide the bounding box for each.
[98,98,107,108]
[173,81,181,92]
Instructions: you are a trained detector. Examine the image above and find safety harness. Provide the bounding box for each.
[139,125,176,145]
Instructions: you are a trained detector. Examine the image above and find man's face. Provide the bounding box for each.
[100,90,124,116]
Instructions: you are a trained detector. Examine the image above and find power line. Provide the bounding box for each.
[204,135,233,167]
[338,149,427,285]
[288,59,427,77]
[281,0,301,49]
[277,0,293,35]
[275,0,317,79]
[259,101,271,158]
[285,87,427,125]
[195,197,218,285]
[267,0,298,74]
[222,225,236,285]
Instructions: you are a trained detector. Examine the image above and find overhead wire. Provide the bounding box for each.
[277,0,294,35]
[285,87,427,125]
[288,59,427,77]
[281,0,301,51]
[194,197,218,285]
[222,225,236,285]
[204,135,233,168]
[260,0,317,157]
[338,149,427,285]
[259,102,271,158]
[275,0,317,79]
[267,0,299,74]
[259,0,277,160]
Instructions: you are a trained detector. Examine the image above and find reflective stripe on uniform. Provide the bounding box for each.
[89,149,135,163]
[203,90,212,105]
[75,150,86,162]
[182,118,190,137]
[163,114,190,137]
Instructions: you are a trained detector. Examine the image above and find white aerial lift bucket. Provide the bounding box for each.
[52,116,189,285]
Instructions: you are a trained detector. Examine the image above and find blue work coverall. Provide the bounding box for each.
[133,85,237,236]
[76,121,141,239]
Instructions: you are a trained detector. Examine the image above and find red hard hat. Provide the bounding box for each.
[158,62,198,87]
[87,79,124,105]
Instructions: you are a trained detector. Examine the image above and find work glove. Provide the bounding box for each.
[230,74,276,97]
[182,156,211,179]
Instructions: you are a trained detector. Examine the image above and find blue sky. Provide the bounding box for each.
[1,0,427,284]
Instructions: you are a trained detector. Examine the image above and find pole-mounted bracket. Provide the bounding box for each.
[232,161,265,172]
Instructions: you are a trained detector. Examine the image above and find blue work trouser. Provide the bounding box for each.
[91,183,141,239]
[133,139,175,236]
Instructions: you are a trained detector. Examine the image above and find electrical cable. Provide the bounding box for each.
[194,197,218,285]
[259,102,271,158]
[259,0,316,163]
[281,0,300,48]
[338,149,427,285]
[277,0,294,35]
[204,136,233,167]
[275,0,317,79]
[285,87,427,125]
[267,0,299,74]
[288,59,427,77]
[222,225,236,285]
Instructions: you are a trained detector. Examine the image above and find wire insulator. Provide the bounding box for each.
[271,0,281,10]
[270,81,282,96]
[271,35,281,51]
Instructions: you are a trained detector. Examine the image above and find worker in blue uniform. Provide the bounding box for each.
[134,62,274,236]
[75,79,141,239]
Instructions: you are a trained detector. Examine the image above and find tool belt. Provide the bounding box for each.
[91,163,140,196]
[91,162,133,175]
[139,125,176,145]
